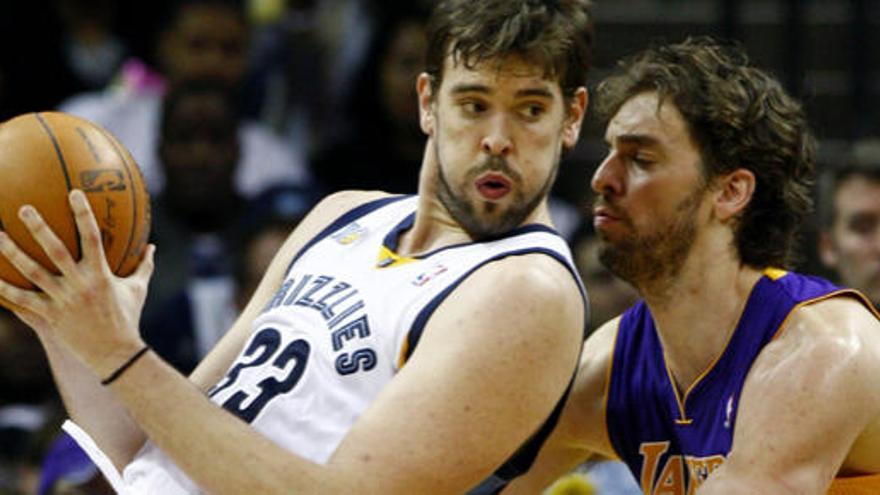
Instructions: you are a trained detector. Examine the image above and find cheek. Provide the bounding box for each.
[519,131,560,173]
[838,233,876,258]
[436,121,478,159]
[441,118,480,145]
[620,181,663,220]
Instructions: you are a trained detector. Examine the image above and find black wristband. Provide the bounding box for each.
[101,345,151,386]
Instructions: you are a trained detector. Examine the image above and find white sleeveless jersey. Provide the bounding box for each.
[121,195,586,494]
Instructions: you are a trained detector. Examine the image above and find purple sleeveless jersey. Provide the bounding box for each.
[606,270,868,494]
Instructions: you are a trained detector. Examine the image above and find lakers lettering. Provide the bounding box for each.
[639,441,725,495]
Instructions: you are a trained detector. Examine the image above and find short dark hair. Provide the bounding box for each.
[817,139,880,230]
[425,0,594,99]
[595,37,816,269]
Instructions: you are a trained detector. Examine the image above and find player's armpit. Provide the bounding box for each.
[697,297,880,495]
[188,190,392,391]
[326,253,586,493]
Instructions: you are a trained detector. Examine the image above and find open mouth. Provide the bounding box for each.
[475,174,512,200]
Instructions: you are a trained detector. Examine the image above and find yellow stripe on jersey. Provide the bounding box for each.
[828,473,880,494]
[376,245,416,268]
[763,267,788,281]
[397,338,410,369]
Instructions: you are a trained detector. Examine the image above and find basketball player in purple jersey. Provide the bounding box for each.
[506,38,880,495]
[0,1,595,493]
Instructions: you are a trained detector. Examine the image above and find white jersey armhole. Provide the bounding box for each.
[62,419,127,493]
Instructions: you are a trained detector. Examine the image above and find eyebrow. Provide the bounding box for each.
[449,83,491,95]
[449,84,555,100]
[605,133,662,148]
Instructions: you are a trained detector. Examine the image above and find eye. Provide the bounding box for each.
[518,103,547,120]
[460,100,487,116]
[628,153,655,168]
[848,213,879,236]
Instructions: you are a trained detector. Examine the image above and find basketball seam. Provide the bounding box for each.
[95,127,139,275]
[33,113,82,258]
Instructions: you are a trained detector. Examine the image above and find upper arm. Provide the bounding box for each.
[504,318,621,494]
[700,297,880,494]
[325,254,585,493]
[188,190,392,390]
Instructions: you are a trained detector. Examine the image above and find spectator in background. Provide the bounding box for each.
[59,0,310,198]
[142,80,317,372]
[310,4,430,194]
[818,138,880,309]
[53,0,128,92]
[141,80,246,372]
[232,186,313,309]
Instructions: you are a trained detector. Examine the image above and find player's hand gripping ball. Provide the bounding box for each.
[0,112,150,307]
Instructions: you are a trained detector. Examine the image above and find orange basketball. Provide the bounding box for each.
[0,112,151,292]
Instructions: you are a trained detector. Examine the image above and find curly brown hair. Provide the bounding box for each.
[595,37,816,269]
[425,0,594,100]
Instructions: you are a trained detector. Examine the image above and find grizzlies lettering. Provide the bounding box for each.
[264,273,376,375]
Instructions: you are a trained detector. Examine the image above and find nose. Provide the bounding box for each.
[480,114,513,156]
[591,152,624,196]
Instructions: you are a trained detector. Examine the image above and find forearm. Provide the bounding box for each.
[106,348,346,495]
[39,334,146,470]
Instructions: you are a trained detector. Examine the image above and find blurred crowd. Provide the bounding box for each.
[0,1,877,494]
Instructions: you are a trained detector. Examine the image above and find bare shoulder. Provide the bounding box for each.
[432,252,586,347]
[724,295,880,482]
[469,251,583,300]
[329,251,587,492]
[750,295,880,412]
[769,296,880,376]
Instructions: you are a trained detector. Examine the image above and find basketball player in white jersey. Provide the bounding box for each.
[0,1,594,493]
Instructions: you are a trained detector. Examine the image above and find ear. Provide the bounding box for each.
[417,73,435,136]
[562,87,588,149]
[714,168,756,222]
[818,230,839,268]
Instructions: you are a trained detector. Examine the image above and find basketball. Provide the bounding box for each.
[0,112,151,293]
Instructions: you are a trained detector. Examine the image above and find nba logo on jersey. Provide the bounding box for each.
[412,264,449,286]
[723,395,734,429]
[333,222,367,245]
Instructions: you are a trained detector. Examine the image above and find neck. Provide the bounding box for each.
[641,237,764,391]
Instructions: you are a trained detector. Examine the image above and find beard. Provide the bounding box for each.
[434,140,559,240]
[596,182,706,289]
